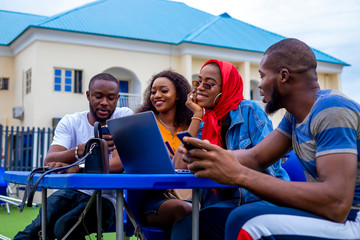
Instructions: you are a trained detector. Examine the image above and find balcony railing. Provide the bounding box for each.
[0,125,53,171]
[118,93,142,111]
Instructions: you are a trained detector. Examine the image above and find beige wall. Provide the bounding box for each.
[318,72,341,90]
[0,35,344,129]
[0,56,15,126]
[191,58,208,77]
[14,42,40,127]
[10,41,201,127]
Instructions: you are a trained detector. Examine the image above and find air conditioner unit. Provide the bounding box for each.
[13,106,24,120]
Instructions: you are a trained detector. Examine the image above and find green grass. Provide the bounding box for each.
[0,204,137,239]
[0,204,40,239]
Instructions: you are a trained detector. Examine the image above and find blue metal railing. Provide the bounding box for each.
[118,93,141,110]
[0,125,54,171]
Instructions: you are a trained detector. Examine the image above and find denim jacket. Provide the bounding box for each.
[198,100,289,208]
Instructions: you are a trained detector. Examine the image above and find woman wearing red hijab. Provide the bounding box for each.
[172,59,289,240]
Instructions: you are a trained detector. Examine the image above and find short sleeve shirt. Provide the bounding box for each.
[276,89,360,206]
[51,107,134,207]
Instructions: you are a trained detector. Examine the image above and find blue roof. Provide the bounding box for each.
[184,13,285,53]
[0,10,47,45]
[37,0,213,44]
[0,0,348,66]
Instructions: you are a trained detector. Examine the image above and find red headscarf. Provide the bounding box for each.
[200,59,245,147]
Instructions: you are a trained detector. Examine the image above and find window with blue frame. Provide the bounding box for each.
[64,70,72,92]
[54,69,62,91]
[54,68,82,93]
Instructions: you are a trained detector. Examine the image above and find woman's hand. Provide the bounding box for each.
[186,90,202,115]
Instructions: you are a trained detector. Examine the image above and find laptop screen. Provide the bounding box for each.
[107,111,176,174]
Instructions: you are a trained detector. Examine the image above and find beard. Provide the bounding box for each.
[89,104,114,123]
[265,83,282,115]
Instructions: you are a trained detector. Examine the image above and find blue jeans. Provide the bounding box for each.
[14,189,115,240]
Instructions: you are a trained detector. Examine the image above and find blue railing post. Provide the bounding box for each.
[19,126,25,171]
[4,126,9,170]
[38,127,45,168]
[30,127,36,169]
[9,126,14,171]
[24,127,30,171]
[36,127,41,168]
[0,124,3,168]
[15,126,21,171]
[46,127,51,159]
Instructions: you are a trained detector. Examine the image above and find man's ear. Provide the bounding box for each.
[86,91,90,101]
[279,68,290,83]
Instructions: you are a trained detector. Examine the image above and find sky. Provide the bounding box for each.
[1,0,359,103]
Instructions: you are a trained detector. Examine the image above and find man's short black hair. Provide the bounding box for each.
[88,73,119,91]
[265,38,317,74]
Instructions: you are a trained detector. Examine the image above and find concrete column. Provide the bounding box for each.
[334,73,342,91]
[180,54,192,83]
[238,61,251,99]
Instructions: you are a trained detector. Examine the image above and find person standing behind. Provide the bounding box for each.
[14,73,133,240]
[182,39,360,239]
[171,59,289,240]
[136,70,193,230]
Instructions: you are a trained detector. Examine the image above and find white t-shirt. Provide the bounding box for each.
[51,107,134,208]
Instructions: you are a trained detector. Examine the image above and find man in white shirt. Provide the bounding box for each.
[14,73,133,240]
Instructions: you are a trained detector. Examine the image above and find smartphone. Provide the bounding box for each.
[101,125,110,135]
[176,131,200,151]
[165,141,175,155]
[101,125,114,150]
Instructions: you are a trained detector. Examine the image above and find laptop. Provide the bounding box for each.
[107,111,189,174]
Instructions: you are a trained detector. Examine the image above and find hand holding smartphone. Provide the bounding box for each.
[101,125,115,151]
[176,131,200,151]
[101,125,110,135]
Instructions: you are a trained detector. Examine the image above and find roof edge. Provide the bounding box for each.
[0,9,47,18]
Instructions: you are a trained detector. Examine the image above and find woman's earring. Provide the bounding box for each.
[213,93,222,106]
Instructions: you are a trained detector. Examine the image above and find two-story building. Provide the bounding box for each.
[0,0,348,129]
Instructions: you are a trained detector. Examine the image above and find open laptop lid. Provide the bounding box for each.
[107,111,176,174]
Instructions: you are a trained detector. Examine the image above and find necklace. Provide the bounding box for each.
[158,116,176,129]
